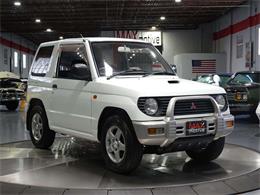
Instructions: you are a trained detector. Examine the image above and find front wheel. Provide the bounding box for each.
[28,105,55,149]
[101,114,143,174]
[186,137,225,162]
[5,101,19,111]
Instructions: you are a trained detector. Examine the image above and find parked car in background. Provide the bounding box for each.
[225,71,260,118]
[0,72,26,111]
[194,73,232,87]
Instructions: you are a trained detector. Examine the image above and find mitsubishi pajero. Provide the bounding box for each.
[26,38,234,173]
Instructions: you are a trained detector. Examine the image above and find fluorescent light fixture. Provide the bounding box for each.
[258,28,260,55]
[46,28,52,32]
[59,36,63,40]
[175,0,182,3]
[151,26,157,30]
[160,16,166,21]
[22,54,27,69]
[14,1,21,6]
[35,19,41,23]
[14,52,18,68]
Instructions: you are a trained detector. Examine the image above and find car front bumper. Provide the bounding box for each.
[133,96,234,147]
[229,103,256,113]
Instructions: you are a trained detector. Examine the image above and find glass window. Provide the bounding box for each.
[57,44,91,81]
[229,73,260,85]
[91,42,174,77]
[31,46,54,76]
[14,51,18,68]
[22,54,27,69]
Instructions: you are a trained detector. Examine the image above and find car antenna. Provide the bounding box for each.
[80,34,85,42]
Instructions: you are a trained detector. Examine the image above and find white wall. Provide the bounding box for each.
[0,32,37,78]
[213,0,260,72]
[174,53,226,79]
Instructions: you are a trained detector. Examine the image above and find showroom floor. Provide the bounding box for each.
[0,106,259,195]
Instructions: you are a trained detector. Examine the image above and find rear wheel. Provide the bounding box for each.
[5,101,19,111]
[101,114,143,174]
[28,105,55,149]
[186,137,225,162]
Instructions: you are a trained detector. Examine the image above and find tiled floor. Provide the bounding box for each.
[0,106,259,195]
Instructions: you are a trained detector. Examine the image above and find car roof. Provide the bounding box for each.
[39,37,149,47]
[235,71,260,74]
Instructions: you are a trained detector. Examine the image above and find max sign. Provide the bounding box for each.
[115,30,162,46]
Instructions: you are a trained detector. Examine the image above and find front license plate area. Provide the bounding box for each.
[186,121,207,136]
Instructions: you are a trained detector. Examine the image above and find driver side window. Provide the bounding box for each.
[57,44,91,81]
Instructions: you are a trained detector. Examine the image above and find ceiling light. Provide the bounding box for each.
[59,36,63,40]
[14,1,21,6]
[175,0,182,3]
[151,26,157,30]
[35,19,41,23]
[160,16,166,21]
[45,28,53,32]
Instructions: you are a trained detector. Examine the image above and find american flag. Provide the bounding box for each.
[192,60,216,73]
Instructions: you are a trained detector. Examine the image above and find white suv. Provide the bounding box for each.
[26,38,234,174]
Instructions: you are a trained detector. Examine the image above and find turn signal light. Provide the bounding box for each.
[147,128,164,135]
[226,121,234,128]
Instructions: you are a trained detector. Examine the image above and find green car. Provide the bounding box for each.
[225,71,260,117]
[194,73,232,87]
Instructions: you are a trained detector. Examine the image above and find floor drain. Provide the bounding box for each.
[255,133,260,137]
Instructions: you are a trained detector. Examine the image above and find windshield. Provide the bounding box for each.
[91,42,175,77]
[229,73,260,85]
[197,75,213,83]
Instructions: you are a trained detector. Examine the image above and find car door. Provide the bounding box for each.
[49,43,93,137]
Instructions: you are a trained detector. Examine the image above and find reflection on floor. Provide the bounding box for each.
[0,105,259,194]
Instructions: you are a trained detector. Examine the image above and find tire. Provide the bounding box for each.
[186,137,225,162]
[5,101,19,111]
[101,114,143,174]
[28,105,55,149]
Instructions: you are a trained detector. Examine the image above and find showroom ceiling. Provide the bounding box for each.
[1,0,248,44]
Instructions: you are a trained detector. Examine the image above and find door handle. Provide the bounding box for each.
[52,84,58,89]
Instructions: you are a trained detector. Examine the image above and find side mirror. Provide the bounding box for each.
[71,63,92,81]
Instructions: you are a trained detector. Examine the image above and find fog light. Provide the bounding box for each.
[226,120,234,128]
[147,128,164,135]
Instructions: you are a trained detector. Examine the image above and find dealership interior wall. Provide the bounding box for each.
[1,0,260,78]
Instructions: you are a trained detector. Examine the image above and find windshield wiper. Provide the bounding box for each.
[107,69,149,79]
[142,72,176,77]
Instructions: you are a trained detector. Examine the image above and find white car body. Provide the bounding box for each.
[27,38,234,149]
[256,103,260,123]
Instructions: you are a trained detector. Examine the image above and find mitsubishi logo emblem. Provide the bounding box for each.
[191,102,197,110]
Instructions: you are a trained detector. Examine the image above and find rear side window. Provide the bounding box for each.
[31,46,54,76]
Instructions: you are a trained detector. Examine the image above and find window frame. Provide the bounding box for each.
[56,43,92,81]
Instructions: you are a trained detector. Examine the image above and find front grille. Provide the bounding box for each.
[174,99,214,116]
[0,90,24,101]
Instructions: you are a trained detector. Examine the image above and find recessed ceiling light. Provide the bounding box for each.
[151,26,157,30]
[175,0,182,3]
[59,36,63,40]
[160,16,166,21]
[14,1,21,6]
[46,28,53,32]
[35,19,41,23]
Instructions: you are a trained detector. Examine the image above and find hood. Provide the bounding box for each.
[0,72,19,80]
[92,76,226,97]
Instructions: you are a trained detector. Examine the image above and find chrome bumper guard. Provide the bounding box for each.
[133,96,234,147]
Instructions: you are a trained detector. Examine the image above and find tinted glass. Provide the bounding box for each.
[57,44,91,81]
[31,46,54,76]
[230,73,260,85]
[91,42,174,77]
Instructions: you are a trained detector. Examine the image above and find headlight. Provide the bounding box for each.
[144,98,158,115]
[215,95,227,111]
